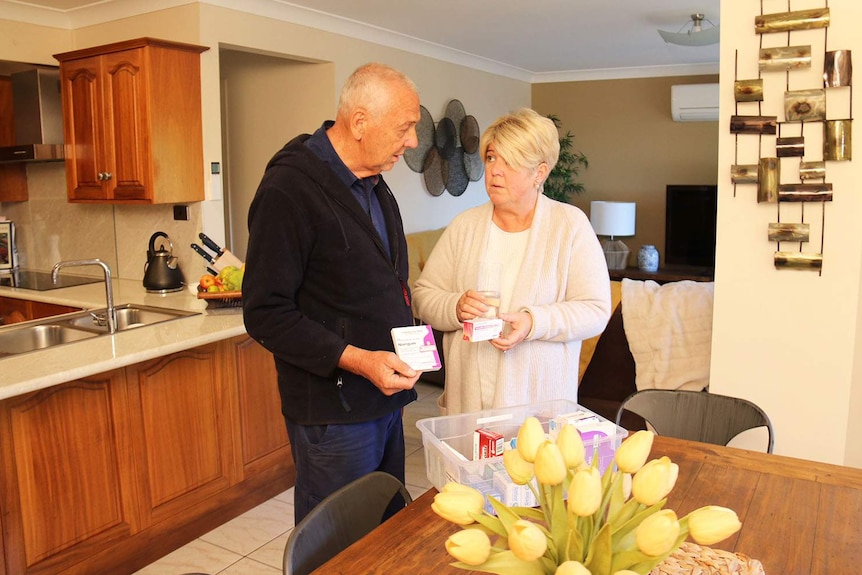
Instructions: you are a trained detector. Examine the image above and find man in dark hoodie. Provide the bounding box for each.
[243,63,422,523]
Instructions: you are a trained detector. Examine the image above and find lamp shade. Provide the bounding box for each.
[590,201,636,237]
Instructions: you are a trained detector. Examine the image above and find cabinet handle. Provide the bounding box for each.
[103,172,112,181]
[97,172,113,181]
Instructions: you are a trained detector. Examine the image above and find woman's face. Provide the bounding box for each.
[483,143,540,210]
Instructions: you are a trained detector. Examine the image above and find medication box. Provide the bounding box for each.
[462,318,503,342]
[416,400,628,508]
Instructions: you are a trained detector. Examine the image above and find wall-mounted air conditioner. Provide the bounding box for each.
[671,83,719,122]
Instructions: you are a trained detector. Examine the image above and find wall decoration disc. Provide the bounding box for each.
[445,148,469,196]
[464,150,484,181]
[422,147,445,196]
[435,117,458,159]
[460,115,480,153]
[404,105,435,173]
[445,99,467,141]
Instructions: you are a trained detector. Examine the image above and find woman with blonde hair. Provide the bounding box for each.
[412,108,611,414]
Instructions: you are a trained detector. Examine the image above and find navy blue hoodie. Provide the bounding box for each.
[243,134,417,425]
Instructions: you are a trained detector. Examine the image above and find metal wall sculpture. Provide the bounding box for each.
[731,3,852,273]
[403,99,483,197]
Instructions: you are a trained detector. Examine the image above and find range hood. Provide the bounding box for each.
[0,69,64,163]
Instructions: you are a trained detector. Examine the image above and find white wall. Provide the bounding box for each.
[713,0,862,466]
[197,4,530,237]
[0,3,529,280]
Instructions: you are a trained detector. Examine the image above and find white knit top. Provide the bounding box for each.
[412,195,612,415]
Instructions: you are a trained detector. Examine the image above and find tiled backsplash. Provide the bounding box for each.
[0,163,203,283]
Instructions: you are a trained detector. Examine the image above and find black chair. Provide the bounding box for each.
[615,389,775,453]
[283,471,413,575]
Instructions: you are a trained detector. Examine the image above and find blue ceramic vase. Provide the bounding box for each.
[638,245,659,272]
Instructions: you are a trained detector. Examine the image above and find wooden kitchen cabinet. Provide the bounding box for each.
[0,296,80,325]
[53,38,208,204]
[124,342,240,525]
[231,336,290,474]
[0,336,293,575]
[0,76,28,202]
[0,370,135,575]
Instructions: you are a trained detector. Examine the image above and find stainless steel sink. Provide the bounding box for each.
[0,304,199,358]
[0,324,99,357]
[58,304,198,333]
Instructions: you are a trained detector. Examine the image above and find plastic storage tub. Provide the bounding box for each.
[416,400,628,507]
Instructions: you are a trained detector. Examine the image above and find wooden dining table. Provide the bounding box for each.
[310,435,862,575]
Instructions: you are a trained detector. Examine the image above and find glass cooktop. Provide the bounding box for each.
[0,269,103,291]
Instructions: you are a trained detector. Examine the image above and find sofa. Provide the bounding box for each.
[404,228,713,426]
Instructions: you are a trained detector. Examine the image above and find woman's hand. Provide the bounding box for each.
[457,289,493,322]
[492,311,532,352]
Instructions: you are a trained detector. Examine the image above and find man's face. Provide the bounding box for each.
[359,83,420,174]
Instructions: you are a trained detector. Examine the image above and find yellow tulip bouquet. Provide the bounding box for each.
[431,419,742,575]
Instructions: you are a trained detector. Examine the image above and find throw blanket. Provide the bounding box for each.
[621,279,714,392]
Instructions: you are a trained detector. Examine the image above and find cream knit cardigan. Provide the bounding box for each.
[412,195,611,415]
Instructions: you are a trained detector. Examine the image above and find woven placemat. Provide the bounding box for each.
[650,542,765,575]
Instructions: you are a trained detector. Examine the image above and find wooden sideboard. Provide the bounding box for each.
[0,335,293,575]
[609,265,715,284]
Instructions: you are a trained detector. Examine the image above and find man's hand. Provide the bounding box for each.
[338,345,421,396]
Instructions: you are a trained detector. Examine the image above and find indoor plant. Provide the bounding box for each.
[543,114,589,203]
[432,422,742,575]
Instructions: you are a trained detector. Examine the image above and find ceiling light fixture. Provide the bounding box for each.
[658,13,720,47]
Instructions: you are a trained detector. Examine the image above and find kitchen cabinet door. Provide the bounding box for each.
[0,371,137,575]
[55,38,208,204]
[125,342,240,525]
[232,336,290,474]
[0,77,28,203]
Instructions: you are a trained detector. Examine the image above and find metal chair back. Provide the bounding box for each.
[615,389,774,453]
[283,471,412,575]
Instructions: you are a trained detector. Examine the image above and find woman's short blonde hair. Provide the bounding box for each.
[479,108,560,174]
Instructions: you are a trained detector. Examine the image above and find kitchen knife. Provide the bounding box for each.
[191,243,215,264]
[199,232,224,256]
[198,233,244,271]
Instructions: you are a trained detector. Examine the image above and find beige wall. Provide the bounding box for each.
[0,3,530,282]
[712,0,862,466]
[219,51,335,260]
[532,76,719,265]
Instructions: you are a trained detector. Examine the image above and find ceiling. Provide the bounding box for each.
[2,0,720,81]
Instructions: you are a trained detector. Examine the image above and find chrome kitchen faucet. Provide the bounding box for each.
[52,259,117,334]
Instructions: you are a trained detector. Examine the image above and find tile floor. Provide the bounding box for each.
[133,381,442,575]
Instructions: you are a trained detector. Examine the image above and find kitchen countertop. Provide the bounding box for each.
[0,278,247,400]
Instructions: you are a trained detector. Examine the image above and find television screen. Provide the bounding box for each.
[664,185,717,267]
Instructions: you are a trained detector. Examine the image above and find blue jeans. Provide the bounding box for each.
[285,410,405,524]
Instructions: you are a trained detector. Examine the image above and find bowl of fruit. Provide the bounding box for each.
[197,264,244,307]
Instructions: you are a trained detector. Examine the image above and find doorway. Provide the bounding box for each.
[219,49,334,260]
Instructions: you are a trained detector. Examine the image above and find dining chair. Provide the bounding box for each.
[283,471,413,575]
[614,389,775,453]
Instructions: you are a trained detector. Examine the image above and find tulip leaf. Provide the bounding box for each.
[550,484,567,561]
[609,548,652,572]
[454,550,547,575]
[472,513,507,537]
[611,499,666,549]
[607,497,640,527]
[567,524,584,563]
[510,506,544,521]
[584,522,613,574]
[487,496,522,533]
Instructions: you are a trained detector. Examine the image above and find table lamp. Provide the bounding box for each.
[590,201,636,270]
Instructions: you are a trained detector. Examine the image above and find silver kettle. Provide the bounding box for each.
[143,232,185,293]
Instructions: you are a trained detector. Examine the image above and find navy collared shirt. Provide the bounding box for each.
[305,121,391,257]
